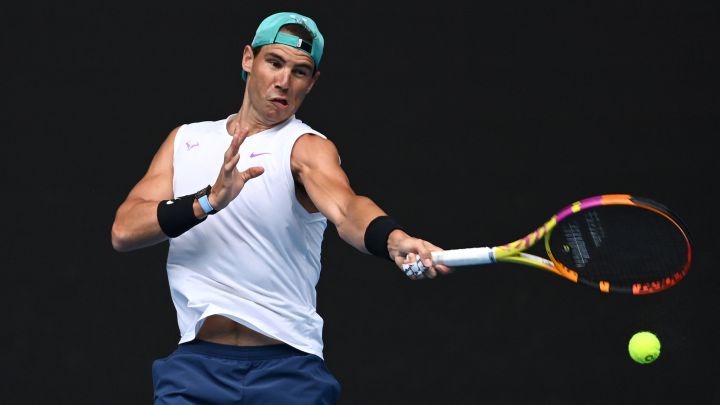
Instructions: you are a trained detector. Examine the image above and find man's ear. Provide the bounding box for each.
[306,71,321,94]
[242,45,254,77]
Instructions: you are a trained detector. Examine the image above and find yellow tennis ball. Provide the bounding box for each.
[628,331,661,364]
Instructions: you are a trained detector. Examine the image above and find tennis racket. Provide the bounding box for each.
[403,194,692,294]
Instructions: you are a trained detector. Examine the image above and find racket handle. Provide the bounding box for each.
[431,247,495,266]
[401,247,495,279]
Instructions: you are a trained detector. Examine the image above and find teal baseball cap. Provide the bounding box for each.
[242,12,324,81]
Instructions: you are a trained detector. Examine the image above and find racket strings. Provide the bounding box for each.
[548,205,689,288]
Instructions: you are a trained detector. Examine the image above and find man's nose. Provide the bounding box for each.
[274,68,291,91]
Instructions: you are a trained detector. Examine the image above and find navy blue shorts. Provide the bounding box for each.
[152,340,340,404]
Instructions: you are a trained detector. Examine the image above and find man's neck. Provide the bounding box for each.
[229,105,292,137]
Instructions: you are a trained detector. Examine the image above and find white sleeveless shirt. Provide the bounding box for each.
[167,114,328,358]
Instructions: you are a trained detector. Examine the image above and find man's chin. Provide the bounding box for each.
[268,108,295,122]
[262,112,293,127]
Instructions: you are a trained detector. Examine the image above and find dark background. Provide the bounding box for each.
[2,1,718,404]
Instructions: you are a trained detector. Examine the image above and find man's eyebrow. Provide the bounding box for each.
[265,51,314,71]
[265,52,286,62]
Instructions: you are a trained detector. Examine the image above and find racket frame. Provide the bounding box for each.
[429,194,692,294]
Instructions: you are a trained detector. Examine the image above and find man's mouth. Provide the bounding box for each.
[271,98,288,107]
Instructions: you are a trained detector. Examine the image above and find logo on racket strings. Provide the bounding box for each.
[562,222,590,268]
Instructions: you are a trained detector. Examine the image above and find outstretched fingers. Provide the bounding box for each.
[239,166,265,182]
[223,127,248,173]
[209,126,266,211]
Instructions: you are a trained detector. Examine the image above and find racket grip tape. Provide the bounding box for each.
[431,247,494,266]
[401,247,494,278]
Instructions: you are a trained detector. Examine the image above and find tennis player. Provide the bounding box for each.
[111,11,452,404]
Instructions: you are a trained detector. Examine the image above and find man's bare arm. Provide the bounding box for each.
[111,125,264,252]
[110,127,178,252]
[291,134,451,278]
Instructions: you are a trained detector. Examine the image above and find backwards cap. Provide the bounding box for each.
[242,12,324,81]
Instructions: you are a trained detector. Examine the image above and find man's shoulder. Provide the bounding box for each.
[285,116,326,140]
[184,116,228,130]
[177,116,229,138]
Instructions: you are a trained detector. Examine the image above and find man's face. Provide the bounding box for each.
[243,41,319,125]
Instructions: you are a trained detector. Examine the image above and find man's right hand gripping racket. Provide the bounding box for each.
[404,194,692,294]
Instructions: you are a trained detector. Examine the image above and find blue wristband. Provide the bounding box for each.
[198,194,216,215]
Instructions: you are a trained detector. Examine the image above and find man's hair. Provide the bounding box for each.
[252,23,317,72]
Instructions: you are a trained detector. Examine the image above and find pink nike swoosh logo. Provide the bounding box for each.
[186,141,199,150]
[250,152,271,158]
